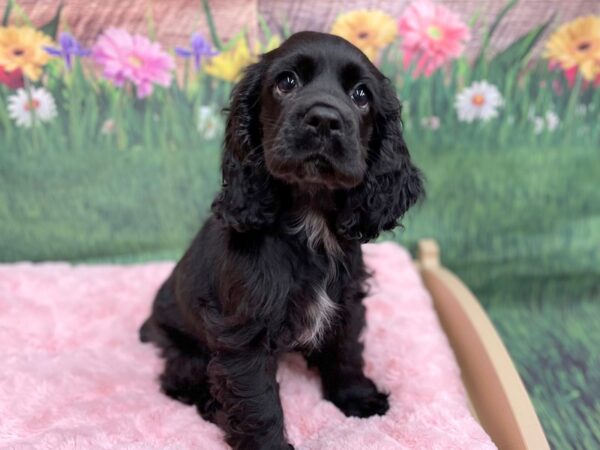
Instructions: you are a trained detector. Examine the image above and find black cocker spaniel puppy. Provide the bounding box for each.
[140,31,424,450]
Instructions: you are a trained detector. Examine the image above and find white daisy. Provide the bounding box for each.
[532,116,545,135]
[455,81,503,123]
[529,109,560,134]
[197,105,223,140]
[100,119,116,135]
[7,87,57,128]
[420,115,440,130]
[545,111,559,131]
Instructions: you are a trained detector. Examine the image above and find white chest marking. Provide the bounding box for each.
[288,211,342,256]
[297,285,338,347]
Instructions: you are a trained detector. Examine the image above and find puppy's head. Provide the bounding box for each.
[260,33,373,189]
[212,31,424,240]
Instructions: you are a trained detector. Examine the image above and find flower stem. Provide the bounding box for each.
[24,77,37,126]
[183,59,189,94]
[24,77,39,149]
[201,0,222,50]
[564,74,582,131]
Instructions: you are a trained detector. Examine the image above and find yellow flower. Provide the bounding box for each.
[544,16,600,81]
[330,10,397,61]
[256,35,281,54]
[204,38,254,83]
[0,26,53,81]
[204,36,282,83]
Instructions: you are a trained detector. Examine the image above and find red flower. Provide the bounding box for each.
[0,65,24,89]
[549,60,600,90]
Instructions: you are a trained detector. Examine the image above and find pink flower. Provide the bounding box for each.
[398,0,470,77]
[92,28,174,98]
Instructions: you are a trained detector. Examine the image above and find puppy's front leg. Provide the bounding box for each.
[308,294,389,418]
[207,351,292,450]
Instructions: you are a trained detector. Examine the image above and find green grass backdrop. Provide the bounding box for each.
[1,1,600,448]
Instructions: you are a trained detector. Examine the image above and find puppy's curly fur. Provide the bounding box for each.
[140,31,424,450]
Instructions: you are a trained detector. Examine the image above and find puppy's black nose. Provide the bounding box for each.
[304,106,342,134]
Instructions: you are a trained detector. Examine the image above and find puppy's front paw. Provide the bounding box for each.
[232,438,293,450]
[326,376,389,418]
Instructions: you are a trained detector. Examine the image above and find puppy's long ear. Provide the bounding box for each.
[211,60,280,232]
[336,79,424,242]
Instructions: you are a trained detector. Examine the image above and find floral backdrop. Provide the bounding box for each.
[1,0,599,448]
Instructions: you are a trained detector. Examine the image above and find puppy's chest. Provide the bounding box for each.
[289,283,338,348]
[279,213,344,348]
[281,260,342,349]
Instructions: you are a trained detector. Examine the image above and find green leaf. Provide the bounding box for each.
[220,29,246,51]
[456,56,469,84]
[280,17,292,39]
[201,0,222,51]
[258,14,272,43]
[489,15,555,71]
[2,0,13,26]
[40,2,63,39]
[4,1,33,27]
[474,0,518,70]
[564,74,583,129]
[145,0,156,40]
[468,8,483,28]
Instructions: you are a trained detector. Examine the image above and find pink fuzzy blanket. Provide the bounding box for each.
[0,243,495,449]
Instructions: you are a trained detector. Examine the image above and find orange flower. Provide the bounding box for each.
[0,26,53,81]
[544,16,600,82]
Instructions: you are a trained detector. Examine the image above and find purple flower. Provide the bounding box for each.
[175,33,218,70]
[45,32,90,70]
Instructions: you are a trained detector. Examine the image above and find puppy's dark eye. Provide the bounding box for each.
[276,72,298,94]
[351,85,369,109]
